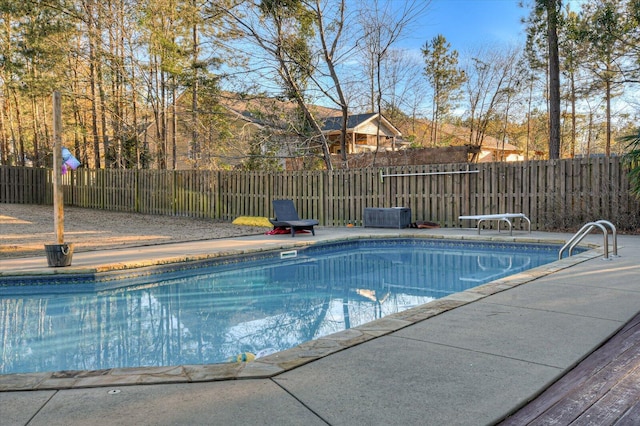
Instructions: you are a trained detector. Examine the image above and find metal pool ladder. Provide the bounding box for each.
[559,220,617,260]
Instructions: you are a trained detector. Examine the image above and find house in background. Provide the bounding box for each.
[140,90,530,170]
[476,137,523,162]
[321,113,405,154]
[432,122,527,163]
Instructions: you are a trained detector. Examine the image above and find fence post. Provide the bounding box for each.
[3,158,640,231]
[52,91,64,244]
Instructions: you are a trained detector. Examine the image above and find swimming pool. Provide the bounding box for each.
[0,239,565,375]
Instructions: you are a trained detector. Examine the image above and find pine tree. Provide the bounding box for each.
[422,34,465,146]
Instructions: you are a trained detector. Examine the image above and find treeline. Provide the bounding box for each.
[0,0,639,171]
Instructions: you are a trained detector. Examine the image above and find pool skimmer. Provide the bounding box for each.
[280,250,298,259]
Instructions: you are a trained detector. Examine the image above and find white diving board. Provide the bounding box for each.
[458,213,531,236]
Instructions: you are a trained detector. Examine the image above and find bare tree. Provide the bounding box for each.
[355,0,429,159]
[218,0,334,169]
[463,46,522,160]
[304,0,350,165]
[380,48,429,139]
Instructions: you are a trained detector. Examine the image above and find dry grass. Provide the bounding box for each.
[0,204,267,259]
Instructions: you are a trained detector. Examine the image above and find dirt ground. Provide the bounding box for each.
[0,203,268,259]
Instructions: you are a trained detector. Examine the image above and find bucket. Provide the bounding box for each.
[45,243,74,267]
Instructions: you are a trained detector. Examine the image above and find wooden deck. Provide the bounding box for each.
[498,311,640,425]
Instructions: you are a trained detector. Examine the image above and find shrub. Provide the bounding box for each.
[622,129,640,198]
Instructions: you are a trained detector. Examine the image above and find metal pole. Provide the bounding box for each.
[53,91,64,244]
[380,169,479,182]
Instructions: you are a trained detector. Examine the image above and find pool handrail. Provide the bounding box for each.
[559,220,614,260]
[595,219,618,257]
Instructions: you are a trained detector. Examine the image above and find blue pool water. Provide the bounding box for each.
[0,239,566,375]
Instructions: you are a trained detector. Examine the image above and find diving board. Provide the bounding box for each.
[458,213,531,236]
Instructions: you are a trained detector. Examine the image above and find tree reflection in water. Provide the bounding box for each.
[0,239,558,374]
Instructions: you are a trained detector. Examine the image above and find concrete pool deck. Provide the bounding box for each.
[1,227,639,425]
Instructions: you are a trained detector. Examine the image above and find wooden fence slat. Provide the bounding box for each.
[2,158,639,232]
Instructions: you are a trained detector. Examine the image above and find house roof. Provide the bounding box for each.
[480,137,520,152]
[215,93,405,139]
[321,113,377,131]
[321,113,402,137]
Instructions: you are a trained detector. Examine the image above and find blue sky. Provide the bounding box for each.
[400,0,528,53]
[401,0,590,52]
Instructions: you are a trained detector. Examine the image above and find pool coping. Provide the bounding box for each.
[0,233,603,392]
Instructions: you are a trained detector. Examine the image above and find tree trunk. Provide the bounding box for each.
[172,78,177,170]
[0,97,8,165]
[570,72,576,158]
[11,91,25,167]
[95,1,110,167]
[130,59,140,168]
[30,96,40,167]
[313,0,347,166]
[605,78,611,157]
[191,20,199,169]
[98,61,110,167]
[547,0,561,159]
[88,13,101,168]
[526,79,534,161]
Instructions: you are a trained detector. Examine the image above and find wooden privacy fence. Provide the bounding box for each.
[1,157,639,231]
[0,166,49,204]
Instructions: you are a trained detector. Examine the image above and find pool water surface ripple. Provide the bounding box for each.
[0,238,572,376]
